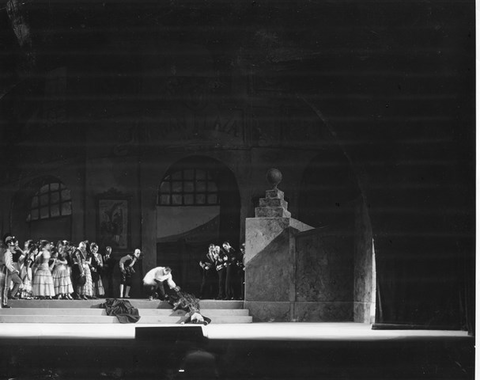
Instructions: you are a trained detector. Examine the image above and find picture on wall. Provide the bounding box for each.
[97,198,129,250]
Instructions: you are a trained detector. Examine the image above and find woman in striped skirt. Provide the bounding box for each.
[52,241,74,300]
[32,240,55,299]
[19,240,35,299]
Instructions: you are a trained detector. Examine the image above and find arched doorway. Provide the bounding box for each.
[156,156,241,295]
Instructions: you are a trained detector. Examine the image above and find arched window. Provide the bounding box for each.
[158,169,220,206]
[27,181,72,222]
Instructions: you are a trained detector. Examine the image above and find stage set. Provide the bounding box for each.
[0,1,475,379]
[0,163,474,379]
[0,156,473,379]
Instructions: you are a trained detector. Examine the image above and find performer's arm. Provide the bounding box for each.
[119,255,128,272]
[166,274,176,289]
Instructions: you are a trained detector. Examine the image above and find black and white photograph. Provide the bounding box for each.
[0,0,475,379]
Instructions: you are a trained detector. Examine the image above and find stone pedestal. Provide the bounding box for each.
[245,217,313,321]
[244,170,374,323]
[254,188,291,218]
[245,185,313,321]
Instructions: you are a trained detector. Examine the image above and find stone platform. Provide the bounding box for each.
[0,299,252,324]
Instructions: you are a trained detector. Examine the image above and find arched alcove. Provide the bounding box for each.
[156,155,241,294]
[298,148,375,323]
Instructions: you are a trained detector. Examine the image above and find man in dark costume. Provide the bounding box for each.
[102,246,116,297]
[118,248,141,298]
[199,243,218,299]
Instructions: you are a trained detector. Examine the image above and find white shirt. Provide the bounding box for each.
[143,267,176,289]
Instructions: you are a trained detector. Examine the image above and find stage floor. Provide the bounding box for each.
[0,322,471,341]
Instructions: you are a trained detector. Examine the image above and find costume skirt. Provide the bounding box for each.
[94,277,105,296]
[19,266,33,298]
[79,264,94,296]
[32,263,55,297]
[53,264,74,295]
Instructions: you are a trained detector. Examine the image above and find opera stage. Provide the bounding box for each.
[0,322,473,379]
[0,321,470,341]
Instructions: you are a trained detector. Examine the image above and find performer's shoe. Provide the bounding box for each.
[2,305,10,308]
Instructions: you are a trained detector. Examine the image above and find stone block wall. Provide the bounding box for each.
[244,217,314,322]
[294,229,354,322]
[244,184,373,323]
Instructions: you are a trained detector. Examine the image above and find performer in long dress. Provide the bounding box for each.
[52,240,74,300]
[19,240,35,300]
[32,240,55,299]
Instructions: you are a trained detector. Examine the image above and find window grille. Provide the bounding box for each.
[158,169,220,206]
[27,182,72,222]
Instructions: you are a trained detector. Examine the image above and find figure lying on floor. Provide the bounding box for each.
[170,290,211,325]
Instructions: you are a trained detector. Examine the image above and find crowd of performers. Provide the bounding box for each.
[0,235,120,307]
[198,241,245,300]
[0,234,245,310]
[141,241,245,304]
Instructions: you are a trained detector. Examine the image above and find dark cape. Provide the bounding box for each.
[99,298,141,323]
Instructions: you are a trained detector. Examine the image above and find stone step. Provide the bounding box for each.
[7,299,245,309]
[0,298,252,324]
[0,308,250,316]
[0,314,253,324]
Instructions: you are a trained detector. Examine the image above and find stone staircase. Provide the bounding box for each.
[0,299,252,324]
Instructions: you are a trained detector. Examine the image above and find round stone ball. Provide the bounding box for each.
[266,168,282,188]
